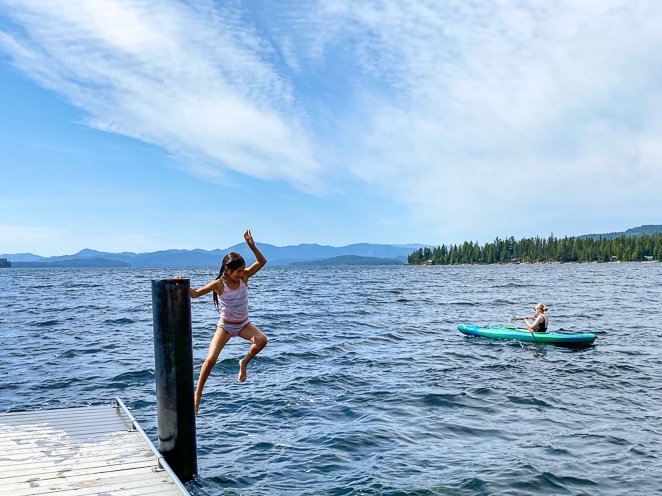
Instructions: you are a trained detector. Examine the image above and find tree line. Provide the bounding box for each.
[408,233,662,265]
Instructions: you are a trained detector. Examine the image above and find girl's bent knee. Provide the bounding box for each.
[257,335,268,348]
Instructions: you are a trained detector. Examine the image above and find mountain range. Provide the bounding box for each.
[577,224,662,240]
[1,243,422,268]
[3,225,659,268]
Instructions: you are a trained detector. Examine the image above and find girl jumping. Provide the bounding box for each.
[189,229,268,415]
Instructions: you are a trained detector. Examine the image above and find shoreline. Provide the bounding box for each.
[409,260,659,266]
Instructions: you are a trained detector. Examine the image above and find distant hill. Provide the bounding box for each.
[578,225,662,240]
[12,258,131,268]
[292,255,405,266]
[0,252,44,262]
[1,243,426,268]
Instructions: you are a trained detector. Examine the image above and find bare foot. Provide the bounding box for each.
[238,359,247,382]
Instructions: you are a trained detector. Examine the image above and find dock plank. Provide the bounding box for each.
[0,433,147,458]
[0,399,189,495]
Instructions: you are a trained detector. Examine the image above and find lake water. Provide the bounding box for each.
[1,264,661,495]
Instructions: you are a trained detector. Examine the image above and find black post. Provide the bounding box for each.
[151,278,198,482]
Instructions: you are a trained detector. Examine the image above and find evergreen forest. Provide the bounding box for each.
[408,233,662,265]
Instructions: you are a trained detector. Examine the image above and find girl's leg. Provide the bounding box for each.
[237,323,268,382]
[194,327,232,415]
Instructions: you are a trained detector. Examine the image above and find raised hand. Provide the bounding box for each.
[244,229,256,247]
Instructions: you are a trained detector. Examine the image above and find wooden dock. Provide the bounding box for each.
[0,398,190,495]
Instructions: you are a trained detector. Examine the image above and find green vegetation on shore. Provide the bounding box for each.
[408,233,662,265]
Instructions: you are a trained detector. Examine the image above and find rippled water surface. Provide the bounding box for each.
[1,264,661,495]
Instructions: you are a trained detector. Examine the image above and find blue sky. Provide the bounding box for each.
[1,0,661,256]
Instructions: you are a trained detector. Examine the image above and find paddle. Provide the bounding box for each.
[508,315,539,341]
[508,315,528,328]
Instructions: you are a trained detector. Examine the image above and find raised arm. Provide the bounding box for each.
[243,229,267,279]
[190,279,221,298]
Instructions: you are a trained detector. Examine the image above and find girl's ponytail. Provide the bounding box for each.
[212,261,225,311]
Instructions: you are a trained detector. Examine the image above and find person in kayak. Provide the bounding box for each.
[521,303,549,332]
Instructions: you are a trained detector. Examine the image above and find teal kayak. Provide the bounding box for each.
[457,324,596,348]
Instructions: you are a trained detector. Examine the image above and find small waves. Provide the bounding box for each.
[1,264,661,495]
[35,319,60,327]
[506,394,554,408]
[506,470,599,494]
[111,369,154,384]
[417,392,498,412]
[495,282,535,288]
[55,348,97,359]
[103,317,136,325]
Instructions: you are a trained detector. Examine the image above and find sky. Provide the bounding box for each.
[1,0,661,256]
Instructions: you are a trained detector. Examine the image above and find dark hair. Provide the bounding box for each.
[213,252,245,310]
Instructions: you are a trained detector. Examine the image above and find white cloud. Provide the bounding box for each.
[312,0,662,238]
[1,0,661,242]
[0,0,323,190]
